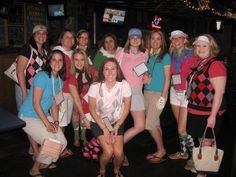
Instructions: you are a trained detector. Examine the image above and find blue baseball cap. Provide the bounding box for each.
[128,28,142,38]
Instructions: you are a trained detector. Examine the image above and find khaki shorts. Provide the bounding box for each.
[144,90,165,130]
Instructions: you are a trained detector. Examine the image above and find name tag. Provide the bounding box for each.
[172,74,182,85]
[133,62,148,77]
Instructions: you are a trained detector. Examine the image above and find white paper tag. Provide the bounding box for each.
[133,62,148,77]
[172,74,182,85]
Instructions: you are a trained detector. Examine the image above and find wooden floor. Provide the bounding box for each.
[0,112,235,177]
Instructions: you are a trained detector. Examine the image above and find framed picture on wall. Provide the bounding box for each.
[8,26,24,47]
[8,4,24,25]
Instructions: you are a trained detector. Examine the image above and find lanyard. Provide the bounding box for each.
[51,75,62,96]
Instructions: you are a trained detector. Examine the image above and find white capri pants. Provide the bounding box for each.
[20,116,67,165]
[59,92,73,127]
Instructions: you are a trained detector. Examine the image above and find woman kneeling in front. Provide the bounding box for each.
[88,58,131,177]
[19,50,67,177]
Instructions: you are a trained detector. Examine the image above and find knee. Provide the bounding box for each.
[113,148,123,160]
[136,124,145,133]
[103,148,114,159]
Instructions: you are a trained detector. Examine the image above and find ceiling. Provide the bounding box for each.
[87,0,236,19]
[6,0,236,19]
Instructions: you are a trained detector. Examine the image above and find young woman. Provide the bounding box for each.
[186,34,226,177]
[19,50,67,177]
[115,28,148,165]
[143,30,171,163]
[93,33,121,71]
[68,49,96,147]
[53,29,75,156]
[168,30,195,164]
[16,24,48,157]
[75,29,95,64]
[88,58,131,177]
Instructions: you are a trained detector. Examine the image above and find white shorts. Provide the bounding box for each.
[170,87,188,108]
[59,93,73,127]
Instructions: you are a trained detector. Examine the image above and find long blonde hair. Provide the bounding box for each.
[70,48,90,74]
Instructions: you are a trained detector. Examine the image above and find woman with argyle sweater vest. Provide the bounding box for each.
[186,34,226,177]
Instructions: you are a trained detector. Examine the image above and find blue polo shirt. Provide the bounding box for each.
[19,71,63,119]
[144,53,171,92]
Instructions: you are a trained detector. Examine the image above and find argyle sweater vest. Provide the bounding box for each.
[187,58,225,112]
[25,47,47,89]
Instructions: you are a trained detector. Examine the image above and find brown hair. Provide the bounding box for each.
[146,29,167,62]
[97,58,125,82]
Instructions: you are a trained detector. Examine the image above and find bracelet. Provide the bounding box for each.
[54,120,59,125]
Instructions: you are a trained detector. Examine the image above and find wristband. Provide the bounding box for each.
[54,120,59,125]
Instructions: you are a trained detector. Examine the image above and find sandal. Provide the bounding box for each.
[145,153,156,160]
[114,170,124,177]
[97,170,105,177]
[40,163,56,169]
[148,154,167,164]
[60,148,73,158]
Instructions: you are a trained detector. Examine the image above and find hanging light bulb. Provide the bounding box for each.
[198,0,210,11]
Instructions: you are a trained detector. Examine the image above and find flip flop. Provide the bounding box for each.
[148,155,167,164]
[29,172,44,177]
[40,163,56,169]
[61,148,73,158]
[145,153,156,160]
[114,170,124,177]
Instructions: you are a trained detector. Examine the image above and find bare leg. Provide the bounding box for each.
[97,135,114,176]
[28,135,39,158]
[148,126,166,157]
[124,110,145,144]
[113,136,124,173]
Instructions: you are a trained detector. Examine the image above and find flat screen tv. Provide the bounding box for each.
[46,3,67,20]
[102,8,126,25]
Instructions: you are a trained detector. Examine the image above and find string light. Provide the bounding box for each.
[181,0,236,19]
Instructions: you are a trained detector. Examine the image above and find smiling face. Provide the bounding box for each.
[171,36,185,50]
[77,32,89,48]
[50,52,64,75]
[73,53,85,70]
[103,61,117,83]
[61,31,75,50]
[34,30,47,45]
[195,41,210,59]
[129,36,142,48]
[104,36,116,53]
[150,32,162,49]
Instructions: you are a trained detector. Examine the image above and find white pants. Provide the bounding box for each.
[20,116,67,165]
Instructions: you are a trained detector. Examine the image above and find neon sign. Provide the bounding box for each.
[151,15,162,29]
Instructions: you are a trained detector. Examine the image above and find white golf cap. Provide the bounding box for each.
[170,30,187,40]
[193,35,210,45]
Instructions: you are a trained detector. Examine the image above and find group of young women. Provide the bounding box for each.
[15,24,226,177]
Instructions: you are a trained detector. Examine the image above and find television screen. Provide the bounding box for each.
[47,3,66,20]
[103,8,126,25]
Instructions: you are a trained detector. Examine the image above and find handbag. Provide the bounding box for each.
[192,126,224,173]
[4,45,33,84]
[4,61,18,83]
[40,138,63,160]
